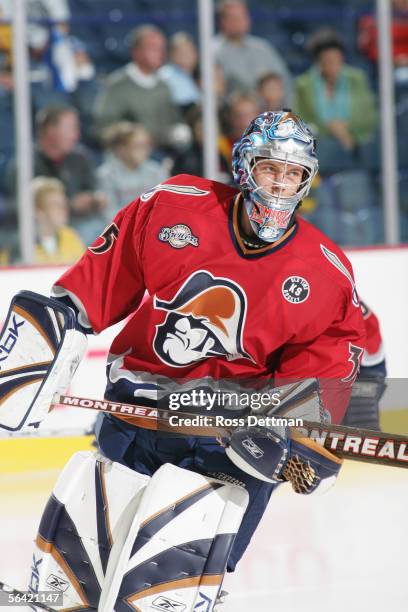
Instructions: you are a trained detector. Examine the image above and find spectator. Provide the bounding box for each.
[359,0,408,81]
[7,105,106,244]
[159,32,201,116]
[172,95,258,181]
[172,105,230,180]
[32,176,85,265]
[257,72,285,112]
[294,29,377,164]
[193,62,228,111]
[294,29,379,245]
[0,0,97,102]
[214,0,292,103]
[0,1,12,92]
[93,25,181,150]
[97,122,168,219]
[219,93,261,169]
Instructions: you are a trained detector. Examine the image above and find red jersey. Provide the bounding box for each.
[359,14,408,63]
[54,175,365,423]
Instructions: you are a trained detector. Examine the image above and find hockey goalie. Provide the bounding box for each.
[0,111,368,611]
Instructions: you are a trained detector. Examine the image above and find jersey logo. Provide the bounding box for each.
[141,183,210,201]
[158,224,199,249]
[320,244,359,307]
[342,343,364,383]
[88,223,119,254]
[153,270,254,367]
[282,276,310,304]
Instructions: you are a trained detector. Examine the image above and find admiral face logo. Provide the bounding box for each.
[153,270,254,367]
[158,224,198,249]
[282,276,310,304]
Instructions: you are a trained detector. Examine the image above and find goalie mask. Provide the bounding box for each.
[232,110,318,242]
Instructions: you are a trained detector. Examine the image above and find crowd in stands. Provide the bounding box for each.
[0,0,407,264]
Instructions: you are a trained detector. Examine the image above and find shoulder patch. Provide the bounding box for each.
[158,224,199,249]
[281,276,310,304]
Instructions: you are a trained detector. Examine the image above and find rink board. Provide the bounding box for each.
[0,435,407,612]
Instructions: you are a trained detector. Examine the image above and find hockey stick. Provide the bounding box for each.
[53,394,408,469]
[0,582,58,612]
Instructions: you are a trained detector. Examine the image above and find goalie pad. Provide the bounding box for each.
[30,452,248,611]
[29,451,150,609]
[0,291,87,431]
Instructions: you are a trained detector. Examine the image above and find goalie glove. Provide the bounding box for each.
[225,427,342,495]
[282,436,343,495]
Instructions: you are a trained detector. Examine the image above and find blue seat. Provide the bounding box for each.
[310,169,380,246]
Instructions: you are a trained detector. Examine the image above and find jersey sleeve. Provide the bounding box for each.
[274,291,366,424]
[52,198,149,333]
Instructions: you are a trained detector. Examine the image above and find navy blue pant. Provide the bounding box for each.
[95,413,277,571]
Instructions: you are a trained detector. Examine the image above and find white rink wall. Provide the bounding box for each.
[0,245,407,432]
[346,246,408,379]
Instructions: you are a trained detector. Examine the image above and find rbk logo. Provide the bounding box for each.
[46,574,70,592]
[242,436,264,459]
[152,595,186,611]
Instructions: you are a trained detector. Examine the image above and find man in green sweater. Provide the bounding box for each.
[93,25,181,150]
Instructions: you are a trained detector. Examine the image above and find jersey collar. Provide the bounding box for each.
[228,194,298,259]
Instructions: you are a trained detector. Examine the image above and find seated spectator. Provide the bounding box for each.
[7,105,106,245]
[294,29,379,245]
[32,176,85,265]
[0,0,97,109]
[93,25,181,151]
[193,62,228,112]
[257,72,285,112]
[214,0,292,103]
[159,32,201,116]
[359,0,408,84]
[0,1,13,94]
[172,105,230,180]
[97,122,168,219]
[294,28,377,173]
[219,93,261,169]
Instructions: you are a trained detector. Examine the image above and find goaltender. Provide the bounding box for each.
[0,111,365,611]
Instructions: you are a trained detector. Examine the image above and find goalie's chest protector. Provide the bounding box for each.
[112,179,345,379]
